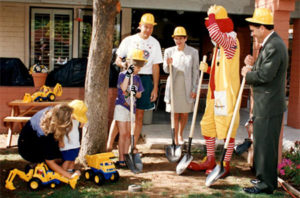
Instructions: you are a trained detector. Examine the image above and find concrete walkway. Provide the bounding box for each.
[142,108,299,151]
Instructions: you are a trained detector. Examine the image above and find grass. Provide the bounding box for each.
[0,147,291,198]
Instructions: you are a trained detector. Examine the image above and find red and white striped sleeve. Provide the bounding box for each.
[207,17,237,59]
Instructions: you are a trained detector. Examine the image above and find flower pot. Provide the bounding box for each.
[32,73,48,88]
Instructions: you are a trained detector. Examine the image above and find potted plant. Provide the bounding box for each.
[30,63,48,88]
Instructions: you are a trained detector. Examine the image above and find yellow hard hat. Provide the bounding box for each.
[127,49,147,62]
[205,5,228,20]
[68,100,88,124]
[139,13,157,26]
[172,26,187,37]
[246,8,274,25]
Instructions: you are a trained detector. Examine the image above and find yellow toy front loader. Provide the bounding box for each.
[23,83,63,102]
[5,162,79,191]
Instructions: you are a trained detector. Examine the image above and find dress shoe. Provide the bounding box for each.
[243,186,273,194]
[234,138,252,155]
[250,179,261,185]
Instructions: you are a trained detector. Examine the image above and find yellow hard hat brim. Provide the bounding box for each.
[172,34,187,38]
[139,22,157,26]
[245,17,274,25]
[126,57,147,62]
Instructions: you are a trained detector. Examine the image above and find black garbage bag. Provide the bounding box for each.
[0,58,33,86]
[46,50,120,87]
[109,48,120,88]
[46,58,88,87]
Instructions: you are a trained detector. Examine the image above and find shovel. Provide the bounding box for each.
[176,55,207,175]
[125,74,143,173]
[205,76,246,187]
[165,62,182,162]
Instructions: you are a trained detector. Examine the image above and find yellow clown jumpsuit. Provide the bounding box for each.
[201,41,240,140]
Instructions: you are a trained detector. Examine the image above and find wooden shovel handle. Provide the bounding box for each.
[169,63,175,129]
[189,55,207,138]
[130,74,134,136]
[224,77,246,148]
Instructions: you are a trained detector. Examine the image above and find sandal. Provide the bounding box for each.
[115,161,127,169]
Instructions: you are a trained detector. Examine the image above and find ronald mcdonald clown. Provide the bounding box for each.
[188,5,240,178]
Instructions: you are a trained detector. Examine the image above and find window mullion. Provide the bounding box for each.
[49,10,55,71]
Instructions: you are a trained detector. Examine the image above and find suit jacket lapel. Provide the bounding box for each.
[254,32,278,70]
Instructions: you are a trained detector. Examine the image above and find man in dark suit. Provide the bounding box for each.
[241,8,288,194]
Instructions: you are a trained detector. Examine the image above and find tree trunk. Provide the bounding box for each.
[78,0,119,164]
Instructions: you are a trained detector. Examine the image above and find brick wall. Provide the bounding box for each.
[0,86,117,133]
[287,19,300,128]
[0,3,26,63]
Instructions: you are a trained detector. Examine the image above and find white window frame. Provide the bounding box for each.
[30,8,73,71]
[79,9,92,58]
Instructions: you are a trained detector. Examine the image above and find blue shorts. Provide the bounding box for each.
[61,148,80,161]
[136,75,155,110]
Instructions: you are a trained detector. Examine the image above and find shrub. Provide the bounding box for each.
[278,141,300,188]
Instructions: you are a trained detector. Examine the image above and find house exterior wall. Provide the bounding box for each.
[0,3,26,63]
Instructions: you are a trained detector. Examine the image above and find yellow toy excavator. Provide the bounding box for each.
[23,83,63,102]
[5,162,79,191]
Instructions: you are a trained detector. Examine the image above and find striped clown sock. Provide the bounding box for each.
[224,138,235,162]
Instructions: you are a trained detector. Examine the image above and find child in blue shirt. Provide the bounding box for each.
[113,64,144,168]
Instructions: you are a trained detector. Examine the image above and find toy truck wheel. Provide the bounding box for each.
[47,93,56,101]
[84,170,94,181]
[94,173,105,186]
[28,178,41,191]
[50,182,56,189]
[110,171,120,183]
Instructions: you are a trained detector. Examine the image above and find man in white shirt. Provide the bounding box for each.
[115,13,163,151]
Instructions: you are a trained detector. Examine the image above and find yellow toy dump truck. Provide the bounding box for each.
[5,162,79,191]
[23,83,62,102]
[85,152,119,185]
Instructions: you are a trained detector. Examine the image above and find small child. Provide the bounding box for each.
[113,64,144,168]
[60,100,88,173]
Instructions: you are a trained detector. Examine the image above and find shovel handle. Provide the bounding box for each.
[189,55,207,138]
[169,63,175,129]
[130,74,134,136]
[224,77,246,149]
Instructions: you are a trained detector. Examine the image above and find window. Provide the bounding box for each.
[78,9,121,58]
[30,8,73,70]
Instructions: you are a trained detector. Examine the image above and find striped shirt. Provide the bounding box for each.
[207,22,237,59]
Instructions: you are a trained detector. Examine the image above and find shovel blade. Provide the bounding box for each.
[125,153,143,174]
[205,164,225,187]
[176,154,193,175]
[165,145,182,162]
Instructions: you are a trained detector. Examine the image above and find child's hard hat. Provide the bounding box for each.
[127,49,147,62]
[68,100,88,123]
[127,49,147,67]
